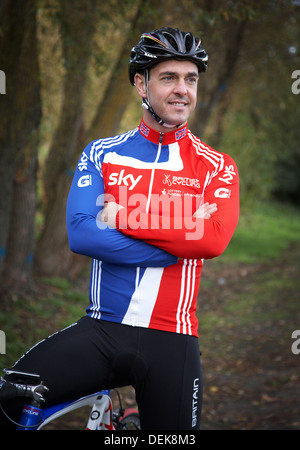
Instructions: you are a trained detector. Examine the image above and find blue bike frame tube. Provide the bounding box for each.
[17,404,43,430]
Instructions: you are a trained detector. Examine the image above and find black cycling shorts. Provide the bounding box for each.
[0,316,202,430]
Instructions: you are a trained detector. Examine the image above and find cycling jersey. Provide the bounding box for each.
[66,120,239,337]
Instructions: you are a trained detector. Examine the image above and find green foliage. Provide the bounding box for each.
[221,112,275,206]
[267,96,300,205]
[222,201,300,264]
[0,277,87,372]
[216,5,300,206]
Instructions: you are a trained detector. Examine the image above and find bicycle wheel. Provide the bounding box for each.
[120,410,141,430]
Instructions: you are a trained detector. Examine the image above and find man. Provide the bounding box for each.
[0,27,239,430]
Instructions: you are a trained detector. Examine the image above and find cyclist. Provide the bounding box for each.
[0,27,239,430]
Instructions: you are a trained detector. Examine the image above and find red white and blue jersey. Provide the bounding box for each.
[66,120,239,337]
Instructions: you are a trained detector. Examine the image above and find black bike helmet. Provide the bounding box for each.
[128,27,208,127]
[129,27,208,86]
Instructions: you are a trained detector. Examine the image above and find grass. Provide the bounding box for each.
[220,201,300,264]
[198,200,300,344]
[0,277,87,372]
[197,219,300,429]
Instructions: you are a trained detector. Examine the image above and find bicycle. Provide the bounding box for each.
[0,368,141,430]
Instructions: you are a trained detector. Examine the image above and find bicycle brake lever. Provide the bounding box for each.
[31,383,49,403]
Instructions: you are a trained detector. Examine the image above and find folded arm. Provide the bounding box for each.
[66,144,177,268]
[102,155,239,260]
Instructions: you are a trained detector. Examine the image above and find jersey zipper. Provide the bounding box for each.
[130,133,163,327]
[145,132,163,213]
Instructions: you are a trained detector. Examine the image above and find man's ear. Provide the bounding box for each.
[134,73,147,98]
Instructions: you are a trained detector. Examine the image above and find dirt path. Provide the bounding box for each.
[198,242,300,430]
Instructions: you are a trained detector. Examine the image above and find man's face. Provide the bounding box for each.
[136,59,199,130]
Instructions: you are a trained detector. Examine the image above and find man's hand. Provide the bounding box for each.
[100,201,123,229]
[193,202,218,219]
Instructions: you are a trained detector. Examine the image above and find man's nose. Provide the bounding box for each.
[173,78,187,95]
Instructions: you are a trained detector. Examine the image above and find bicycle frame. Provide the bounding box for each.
[18,389,114,430]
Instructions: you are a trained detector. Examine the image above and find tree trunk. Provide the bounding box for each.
[34,0,98,277]
[189,18,247,139]
[87,0,148,140]
[0,1,14,277]
[0,0,41,297]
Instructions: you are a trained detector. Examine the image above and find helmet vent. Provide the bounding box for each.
[184,34,193,53]
[164,33,178,51]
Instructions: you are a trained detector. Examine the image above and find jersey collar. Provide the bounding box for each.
[139,120,188,145]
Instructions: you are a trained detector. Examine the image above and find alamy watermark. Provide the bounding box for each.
[96,187,205,241]
[291,70,300,95]
[0,330,6,354]
[0,70,5,94]
[291,330,300,355]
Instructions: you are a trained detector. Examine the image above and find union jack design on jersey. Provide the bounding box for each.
[67,120,239,337]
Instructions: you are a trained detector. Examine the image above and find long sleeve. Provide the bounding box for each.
[66,143,177,267]
[116,154,239,260]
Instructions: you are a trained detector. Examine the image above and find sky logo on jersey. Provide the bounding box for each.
[218,164,236,185]
[108,169,142,190]
[77,152,88,171]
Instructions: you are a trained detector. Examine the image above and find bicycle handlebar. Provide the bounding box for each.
[0,377,49,404]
